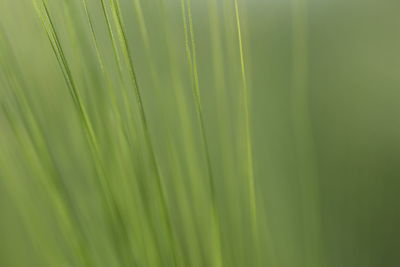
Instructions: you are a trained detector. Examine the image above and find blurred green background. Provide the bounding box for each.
[1,0,400,266]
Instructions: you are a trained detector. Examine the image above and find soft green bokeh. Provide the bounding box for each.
[1,0,399,266]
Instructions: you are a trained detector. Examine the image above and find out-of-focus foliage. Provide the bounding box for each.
[1,0,400,266]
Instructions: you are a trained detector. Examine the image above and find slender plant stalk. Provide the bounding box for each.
[0,26,95,267]
[233,0,259,241]
[31,1,142,266]
[180,0,225,266]
[105,1,179,266]
[156,2,210,264]
[85,1,169,264]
